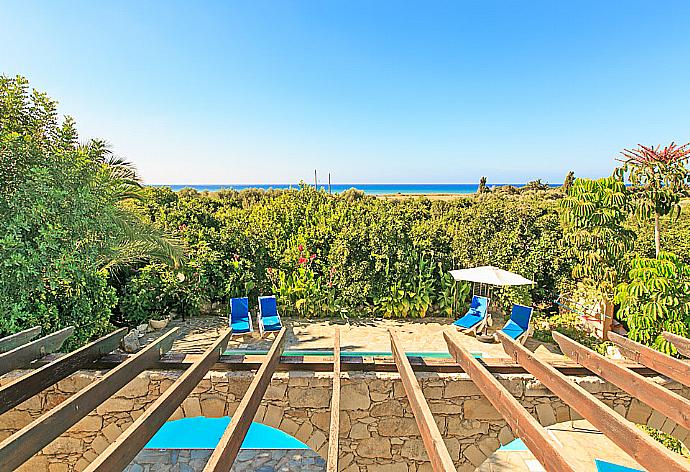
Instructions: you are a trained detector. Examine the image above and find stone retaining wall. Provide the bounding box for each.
[1,369,688,472]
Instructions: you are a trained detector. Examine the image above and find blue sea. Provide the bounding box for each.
[155,183,557,195]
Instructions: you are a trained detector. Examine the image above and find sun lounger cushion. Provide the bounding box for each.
[453,295,489,329]
[261,315,282,332]
[501,320,526,339]
[510,304,532,331]
[453,313,484,329]
[230,297,251,334]
[259,296,278,317]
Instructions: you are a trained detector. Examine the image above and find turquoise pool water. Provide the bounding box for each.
[497,438,527,451]
[145,417,309,450]
[224,350,483,359]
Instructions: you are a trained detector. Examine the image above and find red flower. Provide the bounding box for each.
[310,253,316,260]
[267,267,273,274]
[298,244,304,252]
[298,257,307,264]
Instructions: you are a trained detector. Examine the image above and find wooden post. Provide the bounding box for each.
[0,326,75,376]
[444,331,576,471]
[0,326,41,353]
[499,332,690,472]
[326,328,341,472]
[554,331,690,431]
[328,173,332,194]
[203,328,286,472]
[84,329,232,472]
[389,330,455,472]
[663,331,690,358]
[0,329,179,471]
[315,169,318,188]
[608,332,690,387]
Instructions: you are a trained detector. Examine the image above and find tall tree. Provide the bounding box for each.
[0,75,183,345]
[617,143,690,257]
[559,177,634,335]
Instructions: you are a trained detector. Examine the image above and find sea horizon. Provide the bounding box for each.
[151,183,559,195]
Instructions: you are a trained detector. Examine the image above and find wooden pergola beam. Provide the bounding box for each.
[554,331,690,432]
[0,328,126,415]
[0,326,42,353]
[326,328,341,472]
[84,329,232,472]
[203,328,287,472]
[0,328,179,471]
[0,326,75,376]
[499,332,690,472]
[608,332,690,388]
[390,330,455,472]
[664,331,690,358]
[444,331,576,472]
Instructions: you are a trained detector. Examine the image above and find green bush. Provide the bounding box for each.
[118,264,204,326]
[128,185,574,318]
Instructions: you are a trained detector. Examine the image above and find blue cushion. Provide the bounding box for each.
[453,312,484,329]
[501,320,525,339]
[231,318,252,334]
[261,315,282,332]
[230,298,251,333]
[470,295,489,313]
[595,459,642,472]
[259,296,278,317]
[510,304,533,330]
[231,297,249,318]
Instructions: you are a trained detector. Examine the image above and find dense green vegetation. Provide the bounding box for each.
[2,76,689,358]
[0,76,182,347]
[121,184,570,323]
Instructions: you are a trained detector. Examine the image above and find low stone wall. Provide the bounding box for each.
[125,449,326,472]
[1,369,688,472]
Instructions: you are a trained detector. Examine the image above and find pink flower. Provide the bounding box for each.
[310,253,316,260]
[298,244,304,252]
[267,267,273,274]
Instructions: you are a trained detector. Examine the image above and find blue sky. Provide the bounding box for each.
[2,1,690,184]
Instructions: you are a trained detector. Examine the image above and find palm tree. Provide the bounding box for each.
[83,140,185,273]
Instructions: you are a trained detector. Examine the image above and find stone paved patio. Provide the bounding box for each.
[479,420,646,471]
[150,315,564,361]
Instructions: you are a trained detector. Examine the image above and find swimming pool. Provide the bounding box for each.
[145,417,309,449]
[224,349,483,359]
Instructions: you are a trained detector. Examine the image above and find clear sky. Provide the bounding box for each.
[2,1,690,185]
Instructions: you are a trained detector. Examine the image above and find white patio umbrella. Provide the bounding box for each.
[449,266,534,286]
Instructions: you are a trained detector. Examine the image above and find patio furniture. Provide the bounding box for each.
[229,297,253,336]
[258,295,283,337]
[453,295,490,334]
[500,304,533,344]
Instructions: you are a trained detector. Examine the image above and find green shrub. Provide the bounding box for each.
[118,264,203,326]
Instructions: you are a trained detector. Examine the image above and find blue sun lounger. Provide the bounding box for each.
[258,295,283,337]
[229,297,253,336]
[594,459,642,472]
[453,295,490,334]
[500,304,533,344]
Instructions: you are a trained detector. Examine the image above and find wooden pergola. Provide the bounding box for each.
[1,325,690,472]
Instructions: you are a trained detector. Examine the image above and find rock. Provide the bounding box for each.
[341,383,370,411]
[122,331,140,353]
[136,324,149,336]
[149,319,168,330]
[357,437,392,458]
[377,417,418,437]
